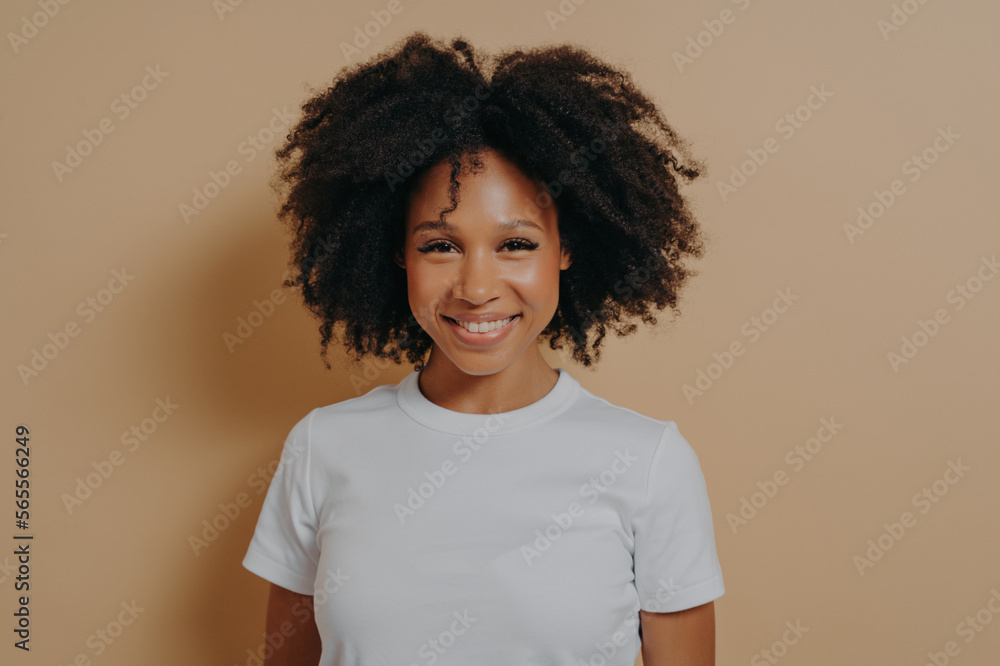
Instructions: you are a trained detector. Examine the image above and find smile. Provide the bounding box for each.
[444,315,520,333]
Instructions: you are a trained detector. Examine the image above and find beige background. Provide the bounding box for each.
[2,0,998,664]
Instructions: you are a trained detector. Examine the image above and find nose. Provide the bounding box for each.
[452,248,500,303]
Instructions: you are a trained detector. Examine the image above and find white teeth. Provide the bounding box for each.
[454,316,515,333]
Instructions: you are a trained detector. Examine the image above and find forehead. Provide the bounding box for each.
[404,149,557,233]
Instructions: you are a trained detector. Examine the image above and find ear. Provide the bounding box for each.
[394,247,405,269]
[560,246,572,270]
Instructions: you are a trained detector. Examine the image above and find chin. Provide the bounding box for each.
[436,351,514,377]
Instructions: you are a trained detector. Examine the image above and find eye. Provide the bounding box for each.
[416,241,456,253]
[416,239,539,253]
[502,238,539,251]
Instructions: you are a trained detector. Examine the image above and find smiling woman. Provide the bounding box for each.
[241,30,723,666]
[396,148,574,411]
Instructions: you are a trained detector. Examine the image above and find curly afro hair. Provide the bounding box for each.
[272,31,708,372]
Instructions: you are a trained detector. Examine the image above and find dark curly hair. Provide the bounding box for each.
[271,31,708,372]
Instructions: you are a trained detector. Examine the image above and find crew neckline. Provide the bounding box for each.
[396,367,580,436]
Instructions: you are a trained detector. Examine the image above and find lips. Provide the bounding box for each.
[443,314,520,333]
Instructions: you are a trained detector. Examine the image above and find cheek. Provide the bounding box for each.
[403,250,563,320]
[405,263,447,325]
[508,258,562,308]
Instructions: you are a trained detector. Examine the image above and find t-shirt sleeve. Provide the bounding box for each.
[632,420,725,612]
[242,408,320,595]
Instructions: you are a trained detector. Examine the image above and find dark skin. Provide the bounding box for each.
[263,585,321,665]
[260,149,715,664]
[395,148,572,415]
[263,588,715,664]
[640,602,716,665]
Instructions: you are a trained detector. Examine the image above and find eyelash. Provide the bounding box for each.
[416,239,540,253]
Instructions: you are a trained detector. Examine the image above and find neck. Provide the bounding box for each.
[417,348,559,414]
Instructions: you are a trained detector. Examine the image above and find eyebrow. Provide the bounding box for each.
[411,218,545,236]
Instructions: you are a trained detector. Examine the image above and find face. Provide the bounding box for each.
[396,148,572,377]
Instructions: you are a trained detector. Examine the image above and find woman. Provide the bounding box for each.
[242,31,724,665]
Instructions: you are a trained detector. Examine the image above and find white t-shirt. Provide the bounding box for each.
[243,367,725,665]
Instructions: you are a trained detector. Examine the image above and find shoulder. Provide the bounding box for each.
[302,375,404,439]
[561,380,676,455]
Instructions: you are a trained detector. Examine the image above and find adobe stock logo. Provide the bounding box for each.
[413,609,478,665]
[671,0,756,72]
[853,459,970,576]
[393,412,509,525]
[519,449,639,566]
[50,66,169,183]
[17,268,136,386]
[877,0,933,41]
[922,587,1000,666]
[726,417,843,534]
[641,576,682,613]
[61,397,179,515]
[178,106,296,224]
[886,254,998,373]
[844,127,960,244]
[338,0,419,62]
[7,0,73,54]
[750,620,809,665]
[716,85,833,202]
[544,0,590,31]
[682,287,800,404]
